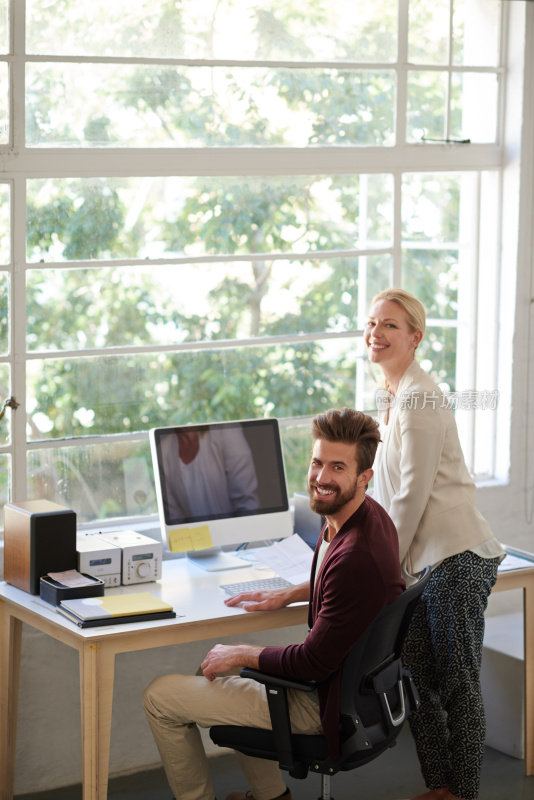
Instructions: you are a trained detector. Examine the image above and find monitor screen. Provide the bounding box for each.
[149,418,293,570]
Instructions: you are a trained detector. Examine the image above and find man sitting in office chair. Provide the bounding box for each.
[143,408,404,800]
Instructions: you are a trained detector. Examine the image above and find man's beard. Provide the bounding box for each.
[308,477,358,516]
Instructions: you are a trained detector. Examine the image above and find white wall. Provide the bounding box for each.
[477,1,534,615]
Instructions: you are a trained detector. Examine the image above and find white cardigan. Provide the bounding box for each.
[372,360,503,581]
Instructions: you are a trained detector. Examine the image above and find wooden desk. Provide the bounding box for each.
[0,557,308,800]
[490,547,534,774]
[1,550,534,799]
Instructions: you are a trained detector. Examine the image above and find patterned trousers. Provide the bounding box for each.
[402,551,499,800]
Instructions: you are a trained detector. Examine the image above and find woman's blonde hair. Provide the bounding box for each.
[370,288,426,336]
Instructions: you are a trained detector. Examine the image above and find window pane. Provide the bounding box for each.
[26,64,395,148]
[0,272,8,355]
[0,62,8,143]
[401,249,459,389]
[406,71,447,142]
[27,175,394,263]
[409,0,501,68]
[401,172,476,392]
[0,0,7,54]
[0,363,10,443]
[357,348,383,412]
[280,421,316,498]
[452,0,501,67]
[353,254,394,328]
[28,256,382,351]
[402,248,458,321]
[0,183,10,263]
[408,0,450,65]
[451,72,498,143]
[26,0,398,62]
[28,441,156,523]
[402,173,462,242]
[0,454,9,523]
[418,326,458,392]
[26,341,358,439]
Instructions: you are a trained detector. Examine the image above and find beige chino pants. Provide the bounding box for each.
[143,673,323,800]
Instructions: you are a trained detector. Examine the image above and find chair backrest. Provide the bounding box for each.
[337,566,430,759]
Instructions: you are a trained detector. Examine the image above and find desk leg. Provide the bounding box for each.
[524,582,534,775]
[79,641,116,800]
[0,606,22,800]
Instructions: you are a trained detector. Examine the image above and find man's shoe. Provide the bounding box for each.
[225,790,292,800]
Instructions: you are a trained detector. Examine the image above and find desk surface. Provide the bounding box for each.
[0,555,310,647]
[1,543,531,635]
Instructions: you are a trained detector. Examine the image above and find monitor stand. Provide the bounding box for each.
[187,547,250,572]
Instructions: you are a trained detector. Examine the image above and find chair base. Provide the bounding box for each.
[318,773,332,800]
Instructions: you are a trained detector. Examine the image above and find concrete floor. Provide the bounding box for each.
[15,726,534,800]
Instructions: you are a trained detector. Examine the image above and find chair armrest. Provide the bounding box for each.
[240,667,317,693]
[238,668,317,774]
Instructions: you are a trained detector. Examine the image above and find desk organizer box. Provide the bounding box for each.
[39,573,105,606]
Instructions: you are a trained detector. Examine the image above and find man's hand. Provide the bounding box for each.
[200,643,262,681]
[224,581,310,612]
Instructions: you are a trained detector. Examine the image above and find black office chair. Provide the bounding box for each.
[210,567,430,800]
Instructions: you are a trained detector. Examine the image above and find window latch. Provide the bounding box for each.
[421,137,471,144]
[0,396,19,421]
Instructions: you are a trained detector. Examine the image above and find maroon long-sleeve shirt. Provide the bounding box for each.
[259,494,404,759]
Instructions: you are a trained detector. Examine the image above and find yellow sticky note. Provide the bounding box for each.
[168,525,213,553]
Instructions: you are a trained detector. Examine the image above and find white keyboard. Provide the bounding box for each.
[220,576,292,596]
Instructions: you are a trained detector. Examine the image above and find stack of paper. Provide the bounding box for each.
[498,553,534,572]
[255,534,315,585]
[57,592,176,628]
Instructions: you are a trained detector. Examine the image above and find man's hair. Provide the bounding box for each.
[311,408,381,473]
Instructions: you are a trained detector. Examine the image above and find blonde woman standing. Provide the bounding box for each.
[365,288,504,800]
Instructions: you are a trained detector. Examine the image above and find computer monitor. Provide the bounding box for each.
[149,418,293,571]
[293,492,324,550]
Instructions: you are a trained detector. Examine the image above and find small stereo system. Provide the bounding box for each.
[76,534,121,587]
[76,530,162,586]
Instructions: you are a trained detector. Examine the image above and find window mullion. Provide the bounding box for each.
[6,145,503,177]
[397,0,410,148]
[9,1,27,501]
[393,172,403,287]
[445,0,454,140]
[11,175,27,501]
[11,0,25,151]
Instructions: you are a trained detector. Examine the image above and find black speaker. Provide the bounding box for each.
[4,500,77,594]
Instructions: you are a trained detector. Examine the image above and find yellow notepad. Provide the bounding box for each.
[58,592,175,626]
